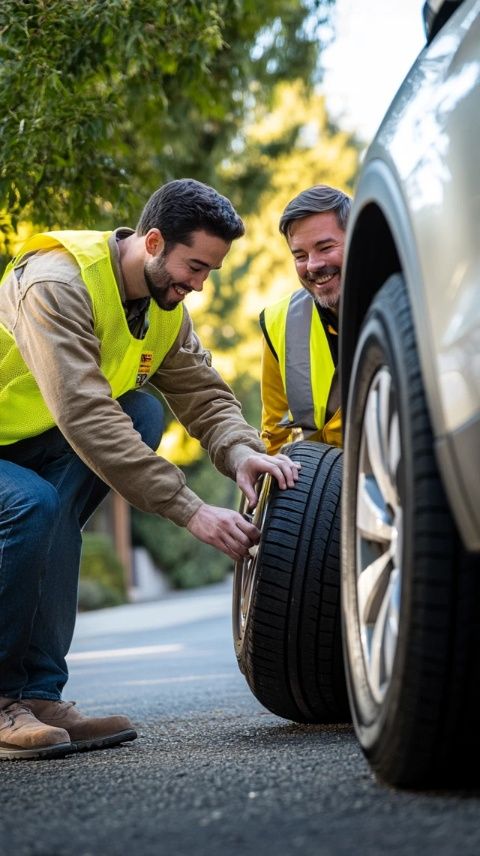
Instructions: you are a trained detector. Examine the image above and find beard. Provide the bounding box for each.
[302,266,341,311]
[311,288,340,310]
[143,252,191,311]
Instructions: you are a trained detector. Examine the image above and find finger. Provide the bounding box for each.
[270,459,301,488]
[248,458,301,489]
[283,462,301,487]
[239,480,258,508]
[273,454,301,466]
[236,516,261,540]
[221,539,248,561]
[224,522,259,556]
[229,530,259,557]
[236,483,259,510]
[263,461,289,489]
[271,457,301,472]
[269,454,301,472]
[226,528,251,552]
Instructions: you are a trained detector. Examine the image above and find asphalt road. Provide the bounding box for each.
[2,577,480,856]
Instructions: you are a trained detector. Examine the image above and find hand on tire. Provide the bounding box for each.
[186,503,260,559]
[235,452,301,508]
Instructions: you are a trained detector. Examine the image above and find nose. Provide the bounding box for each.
[306,252,325,273]
[188,270,209,292]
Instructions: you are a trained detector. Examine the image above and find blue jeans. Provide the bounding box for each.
[0,390,164,701]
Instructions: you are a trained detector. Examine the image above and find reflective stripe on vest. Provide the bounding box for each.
[0,230,183,444]
[263,289,334,433]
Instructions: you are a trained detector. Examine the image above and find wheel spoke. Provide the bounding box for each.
[357,547,392,626]
[357,473,395,543]
[383,568,401,679]
[388,412,401,481]
[364,370,397,509]
[368,569,399,700]
[355,365,403,702]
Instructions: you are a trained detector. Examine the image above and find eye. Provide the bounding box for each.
[189,265,202,273]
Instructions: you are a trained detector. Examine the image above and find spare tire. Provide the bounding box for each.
[232,441,350,723]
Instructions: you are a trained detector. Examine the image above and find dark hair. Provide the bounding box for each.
[136,178,245,249]
[279,185,352,237]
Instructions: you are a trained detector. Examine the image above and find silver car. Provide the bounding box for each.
[340,0,480,787]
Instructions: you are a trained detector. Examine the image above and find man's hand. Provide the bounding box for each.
[236,452,301,509]
[186,503,261,560]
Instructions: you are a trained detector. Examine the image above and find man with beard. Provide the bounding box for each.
[259,185,351,454]
[0,178,300,760]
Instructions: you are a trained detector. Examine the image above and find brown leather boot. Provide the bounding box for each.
[23,699,137,751]
[0,699,72,760]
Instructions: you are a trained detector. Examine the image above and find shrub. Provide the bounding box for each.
[79,532,127,611]
[131,510,232,589]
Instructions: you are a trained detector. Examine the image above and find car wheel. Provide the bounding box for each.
[342,273,480,788]
[233,440,350,723]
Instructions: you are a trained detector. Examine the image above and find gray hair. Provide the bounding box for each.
[279,185,352,237]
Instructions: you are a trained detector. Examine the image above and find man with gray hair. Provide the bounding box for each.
[259,184,351,454]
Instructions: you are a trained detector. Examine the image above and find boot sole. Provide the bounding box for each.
[72,728,138,752]
[0,741,73,761]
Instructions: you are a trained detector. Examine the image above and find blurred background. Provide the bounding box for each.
[0,0,424,607]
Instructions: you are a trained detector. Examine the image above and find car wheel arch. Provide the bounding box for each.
[340,159,444,439]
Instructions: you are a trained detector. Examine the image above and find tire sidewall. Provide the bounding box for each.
[342,274,416,754]
[234,440,348,722]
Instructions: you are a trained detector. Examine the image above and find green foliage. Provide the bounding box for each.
[0,0,333,229]
[131,510,230,589]
[79,532,127,610]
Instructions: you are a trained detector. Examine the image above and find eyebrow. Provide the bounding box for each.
[291,238,337,255]
[189,257,222,270]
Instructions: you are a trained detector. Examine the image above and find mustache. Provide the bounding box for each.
[172,282,193,293]
[305,266,340,283]
[144,266,192,295]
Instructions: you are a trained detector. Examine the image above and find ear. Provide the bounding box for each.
[144,228,164,257]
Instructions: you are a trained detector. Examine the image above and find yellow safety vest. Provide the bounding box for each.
[0,230,183,444]
[262,289,342,446]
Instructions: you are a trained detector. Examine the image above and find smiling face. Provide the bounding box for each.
[144,229,231,311]
[287,211,345,313]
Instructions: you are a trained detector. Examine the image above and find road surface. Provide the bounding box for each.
[1,577,480,855]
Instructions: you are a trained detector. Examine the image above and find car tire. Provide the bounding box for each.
[233,440,350,723]
[342,273,480,788]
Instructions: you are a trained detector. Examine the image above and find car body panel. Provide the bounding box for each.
[340,0,480,550]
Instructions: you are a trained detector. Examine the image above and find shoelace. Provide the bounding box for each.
[56,700,76,711]
[0,702,35,727]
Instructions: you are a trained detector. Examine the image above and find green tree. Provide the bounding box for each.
[0,0,333,234]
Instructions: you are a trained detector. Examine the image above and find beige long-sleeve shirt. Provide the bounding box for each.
[0,230,265,526]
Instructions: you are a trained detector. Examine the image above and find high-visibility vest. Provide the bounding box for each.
[0,230,183,444]
[262,289,341,443]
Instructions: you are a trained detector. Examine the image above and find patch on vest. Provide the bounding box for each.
[136,351,154,387]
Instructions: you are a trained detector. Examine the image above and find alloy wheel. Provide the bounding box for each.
[355,366,403,703]
[233,474,272,659]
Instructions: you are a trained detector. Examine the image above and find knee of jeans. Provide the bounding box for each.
[118,390,164,451]
[27,480,60,529]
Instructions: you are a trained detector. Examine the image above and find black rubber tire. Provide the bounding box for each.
[342,273,480,788]
[234,441,350,723]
